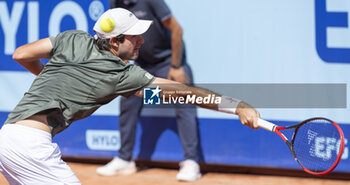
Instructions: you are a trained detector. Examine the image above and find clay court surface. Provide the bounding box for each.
[0,162,349,185]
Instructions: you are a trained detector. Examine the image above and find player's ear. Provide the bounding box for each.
[109,36,119,49]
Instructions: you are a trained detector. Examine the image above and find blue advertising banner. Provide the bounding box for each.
[315,0,350,63]
[0,112,349,172]
[0,0,107,70]
[62,116,350,172]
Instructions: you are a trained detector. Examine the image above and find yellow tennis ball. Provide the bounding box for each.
[100,18,115,33]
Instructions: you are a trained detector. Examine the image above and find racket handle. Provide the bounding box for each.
[258,118,276,132]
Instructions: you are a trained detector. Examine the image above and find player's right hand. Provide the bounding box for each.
[236,102,260,129]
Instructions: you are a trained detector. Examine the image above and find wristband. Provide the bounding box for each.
[218,96,241,115]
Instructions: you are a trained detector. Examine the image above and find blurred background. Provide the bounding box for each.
[0,0,349,174]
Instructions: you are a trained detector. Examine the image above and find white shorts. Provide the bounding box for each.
[0,124,81,185]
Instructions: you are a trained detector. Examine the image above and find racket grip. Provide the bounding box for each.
[258,118,276,132]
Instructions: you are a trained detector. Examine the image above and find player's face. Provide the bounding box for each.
[117,35,144,60]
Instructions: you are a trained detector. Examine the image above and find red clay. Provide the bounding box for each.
[1,162,349,185]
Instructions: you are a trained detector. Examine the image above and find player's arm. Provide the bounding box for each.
[136,77,260,129]
[162,16,189,84]
[162,15,182,69]
[12,38,52,75]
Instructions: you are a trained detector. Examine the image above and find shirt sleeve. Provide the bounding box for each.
[148,0,172,22]
[48,31,68,57]
[49,34,59,57]
[116,64,156,97]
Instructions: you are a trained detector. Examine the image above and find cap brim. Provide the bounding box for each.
[123,20,153,35]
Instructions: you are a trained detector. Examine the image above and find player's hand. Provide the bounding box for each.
[168,67,189,84]
[235,102,260,129]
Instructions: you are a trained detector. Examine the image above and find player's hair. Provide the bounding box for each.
[94,34,125,51]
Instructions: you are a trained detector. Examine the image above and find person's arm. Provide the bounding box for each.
[162,16,189,84]
[136,77,260,129]
[12,38,52,75]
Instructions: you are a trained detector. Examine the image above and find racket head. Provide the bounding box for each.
[290,117,345,175]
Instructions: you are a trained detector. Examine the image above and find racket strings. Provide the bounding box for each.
[293,119,342,173]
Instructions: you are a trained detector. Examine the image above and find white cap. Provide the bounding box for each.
[93,8,152,39]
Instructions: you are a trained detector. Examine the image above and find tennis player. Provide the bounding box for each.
[0,8,260,184]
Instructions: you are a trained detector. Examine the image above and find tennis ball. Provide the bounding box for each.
[100,18,115,33]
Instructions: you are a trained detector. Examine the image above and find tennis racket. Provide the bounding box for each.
[258,117,344,175]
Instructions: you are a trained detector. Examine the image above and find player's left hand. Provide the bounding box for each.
[168,67,189,84]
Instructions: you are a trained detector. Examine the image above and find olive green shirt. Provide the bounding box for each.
[5,30,155,135]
